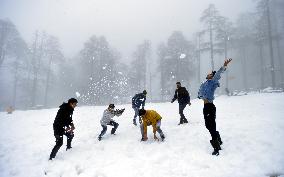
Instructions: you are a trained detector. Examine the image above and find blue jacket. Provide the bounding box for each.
[132,93,146,108]
[198,66,226,103]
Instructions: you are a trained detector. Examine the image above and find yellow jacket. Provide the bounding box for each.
[141,110,162,135]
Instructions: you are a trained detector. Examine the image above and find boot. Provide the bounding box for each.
[98,136,102,141]
[216,131,223,145]
[178,118,184,125]
[183,118,188,124]
[210,139,221,156]
[66,140,72,151]
[161,135,165,141]
[49,149,57,160]
[111,128,116,135]
[133,119,137,126]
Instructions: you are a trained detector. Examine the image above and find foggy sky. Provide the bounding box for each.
[0,0,255,60]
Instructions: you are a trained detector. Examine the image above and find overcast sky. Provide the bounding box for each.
[0,0,255,59]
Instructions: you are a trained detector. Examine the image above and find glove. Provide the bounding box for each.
[171,100,174,103]
[188,102,191,106]
[65,126,75,134]
[65,127,71,132]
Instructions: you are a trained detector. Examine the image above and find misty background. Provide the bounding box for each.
[0,0,283,110]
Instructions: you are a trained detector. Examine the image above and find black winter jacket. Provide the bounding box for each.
[172,87,190,104]
[53,103,74,135]
[132,93,146,108]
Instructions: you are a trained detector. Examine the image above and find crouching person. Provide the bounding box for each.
[98,104,125,141]
[139,109,165,141]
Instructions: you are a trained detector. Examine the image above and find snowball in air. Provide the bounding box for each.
[180,54,186,59]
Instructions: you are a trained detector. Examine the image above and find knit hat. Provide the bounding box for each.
[139,109,146,116]
[108,104,115,109]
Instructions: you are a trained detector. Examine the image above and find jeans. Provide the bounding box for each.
[179,103,188,123]
[99,121,119,137]
[132,105,140,121]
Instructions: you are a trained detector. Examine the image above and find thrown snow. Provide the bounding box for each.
[180,53,186,59]
[75,92,80,97]
[0,93,284,177]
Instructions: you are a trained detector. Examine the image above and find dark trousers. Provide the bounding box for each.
[99,121,119,137]
[179,103,188,123]
[132,106,139,120]
[49,131,74,159]
[203,103,218,140]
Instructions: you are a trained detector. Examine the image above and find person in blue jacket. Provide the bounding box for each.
[132,90,147,126]
[198,58,232,156]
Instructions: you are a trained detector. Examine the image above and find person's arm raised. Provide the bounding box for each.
[224,58,232,67]
[213,58,232,81]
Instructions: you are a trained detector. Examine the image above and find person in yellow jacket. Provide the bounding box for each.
[138,109,165,141]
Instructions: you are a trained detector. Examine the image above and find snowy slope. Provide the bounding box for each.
[0,93,284,177]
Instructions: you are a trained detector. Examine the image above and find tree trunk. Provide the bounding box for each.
[266,0,276,88]
[259,43,265,89]
[225,36,229,90]
[0,23,8,68]
[12,57,19,108]
[197,33,201,84]
[160,58,165,101]
[44,56,52,107]
[242,47,248,91]
[272,11,284,89]
[31,32,38,107]
[210,21,214,70]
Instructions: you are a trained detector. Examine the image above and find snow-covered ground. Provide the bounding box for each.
[0,93,284,177]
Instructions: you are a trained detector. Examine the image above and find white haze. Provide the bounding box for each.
[0,0,255,59]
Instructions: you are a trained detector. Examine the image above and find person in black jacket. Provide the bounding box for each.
[171,82,191,125]
[49,98,78,160]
